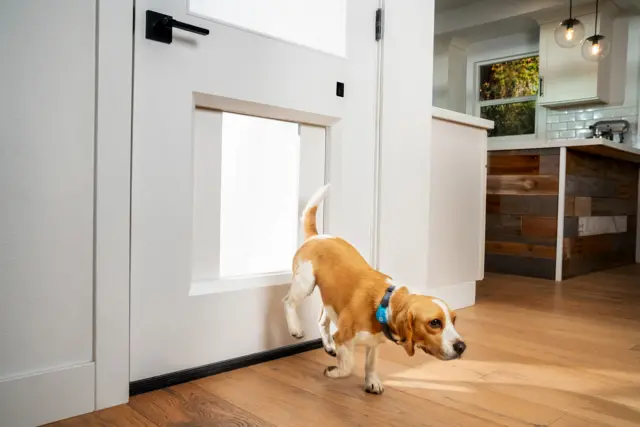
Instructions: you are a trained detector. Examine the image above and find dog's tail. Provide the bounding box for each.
[301,184,330,239]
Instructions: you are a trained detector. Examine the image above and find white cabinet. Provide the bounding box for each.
[538,10,625,108]
[427,108,493,309]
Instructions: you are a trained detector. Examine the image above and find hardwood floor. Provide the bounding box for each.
[48,265,640,427]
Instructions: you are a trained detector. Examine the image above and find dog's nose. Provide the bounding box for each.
[453,341,466,356]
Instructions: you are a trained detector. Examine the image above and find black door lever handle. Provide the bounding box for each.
[146,10,209,44]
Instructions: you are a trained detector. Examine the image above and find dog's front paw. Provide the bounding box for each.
[364,375,384,395]
[289,328,305,340]
[324,366,340,378]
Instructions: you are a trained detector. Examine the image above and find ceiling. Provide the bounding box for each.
[434,0,478,13]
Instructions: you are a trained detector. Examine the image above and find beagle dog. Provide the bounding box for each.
[283,184,466,395]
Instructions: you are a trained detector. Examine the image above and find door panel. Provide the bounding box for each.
[131,0,378,381]
[188,0,346,56]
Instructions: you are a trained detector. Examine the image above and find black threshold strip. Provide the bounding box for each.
[129,339,323,396]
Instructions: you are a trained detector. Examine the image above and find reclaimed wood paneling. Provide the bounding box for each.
[488,155,539,175]
[571,144,640,165]
[486,233,557,246]
[485,214,522,237]
[591,198,638,215]
[564,216,579,237]
[485,253,556,279]
[578,216,628,236]
[539,155,560,175]
[565,197,638,217]
[564,233,635,258]
[487,195,558,216]
[564,197,575,216]
[522,216,557,238]
[566,150,638,183]
[486,148,638,281]
[485,150,560,280]
[563,150,638,279]
[565,175,636,199]
[487,175,559,195]
[563,248,636,279]
[574,196,592,216]
[486,241,555,259]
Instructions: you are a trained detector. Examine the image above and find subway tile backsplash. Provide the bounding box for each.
[546,105,639,147]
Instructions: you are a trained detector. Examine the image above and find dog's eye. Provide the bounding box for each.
[429,319,442,329]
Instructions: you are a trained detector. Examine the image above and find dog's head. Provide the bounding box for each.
[395,296,466,360]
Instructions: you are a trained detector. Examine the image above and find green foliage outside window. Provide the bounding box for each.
[478,56,539,137]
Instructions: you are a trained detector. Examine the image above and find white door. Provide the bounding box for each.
[131,0,380,381]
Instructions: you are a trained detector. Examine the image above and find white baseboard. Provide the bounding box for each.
[0,362,95,427]
[428,281,476,310]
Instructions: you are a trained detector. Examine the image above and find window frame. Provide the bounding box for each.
[473,51,543,142]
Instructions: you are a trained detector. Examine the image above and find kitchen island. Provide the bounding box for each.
[485,138,639,280]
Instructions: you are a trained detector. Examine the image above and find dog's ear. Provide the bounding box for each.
[396,309,415,357]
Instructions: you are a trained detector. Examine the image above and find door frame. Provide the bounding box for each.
[94,0,134,410]
[94,0,435,410]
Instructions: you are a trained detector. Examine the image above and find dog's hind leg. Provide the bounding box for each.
[318,307,336,357]
[283,260,315,339]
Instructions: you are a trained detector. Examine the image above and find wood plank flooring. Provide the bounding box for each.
[48,264,640,427]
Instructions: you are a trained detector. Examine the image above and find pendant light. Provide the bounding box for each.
[554,0,585,48]
[582,0,610,61]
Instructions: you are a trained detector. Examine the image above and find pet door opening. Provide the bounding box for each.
[219,112,300,277]
[190,109,326,295]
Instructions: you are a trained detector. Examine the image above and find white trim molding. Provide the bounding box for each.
[94,0,134,410]
[555,147,567,281]
[0,363,95,427]
[190,272,292,296]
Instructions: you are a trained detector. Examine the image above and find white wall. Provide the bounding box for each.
[433,53,449,108]
[448,41,468,113]
[433,39,467,112]
[0,1,97,425]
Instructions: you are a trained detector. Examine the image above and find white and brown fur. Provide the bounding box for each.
[283,184,466,394]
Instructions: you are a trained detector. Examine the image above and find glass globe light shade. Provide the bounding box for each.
[581,34,610,62]
[554,18,585,48]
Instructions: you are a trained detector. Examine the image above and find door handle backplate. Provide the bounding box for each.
[146,10,209,44]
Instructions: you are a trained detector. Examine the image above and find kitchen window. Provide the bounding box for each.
[477,55,540,138]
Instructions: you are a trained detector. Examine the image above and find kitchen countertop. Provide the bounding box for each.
[432,106,494,130]
[488,138,640,164]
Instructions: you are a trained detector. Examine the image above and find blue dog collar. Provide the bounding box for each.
[376,285,398,343]
[375,305,389,324]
